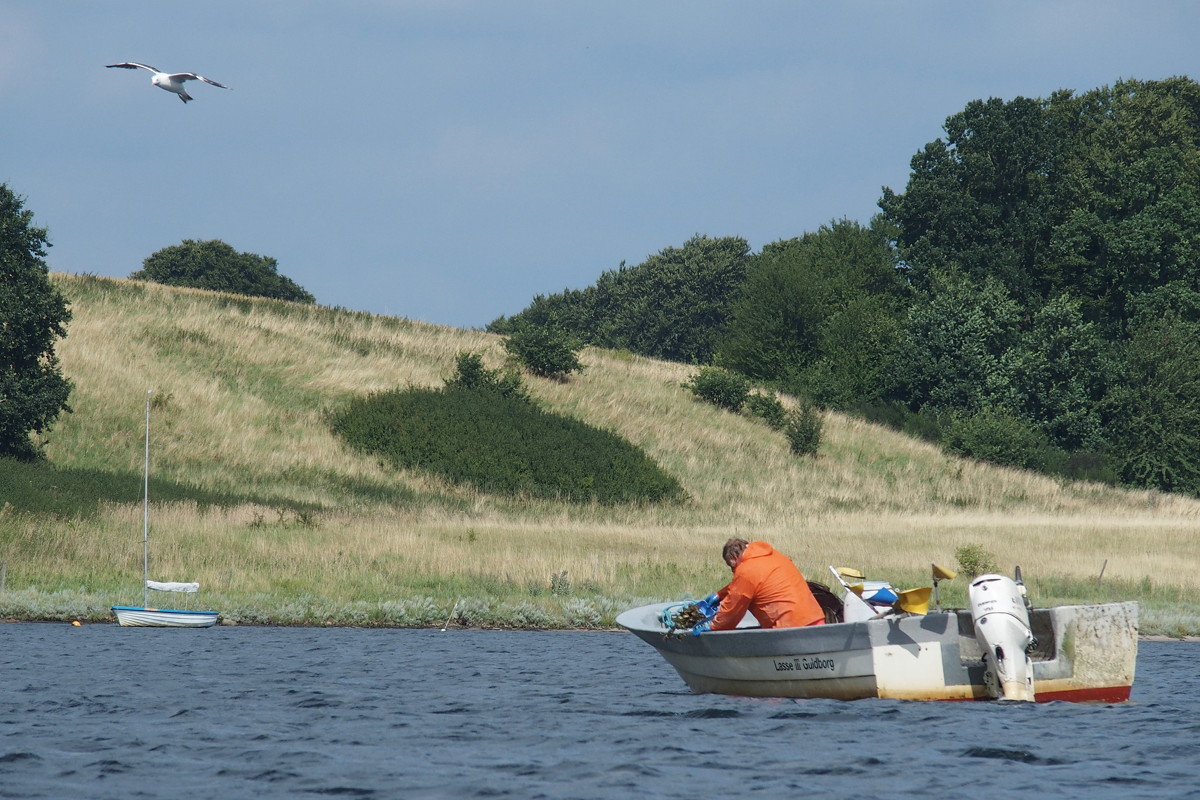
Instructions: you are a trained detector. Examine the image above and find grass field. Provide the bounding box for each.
[2,273,1198,634]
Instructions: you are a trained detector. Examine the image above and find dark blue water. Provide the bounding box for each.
[1,624,1197,800]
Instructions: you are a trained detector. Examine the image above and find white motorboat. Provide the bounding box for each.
[111,390,218,628]
[618,566,1137,702]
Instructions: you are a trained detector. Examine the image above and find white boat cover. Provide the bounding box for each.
[146,580,200,593]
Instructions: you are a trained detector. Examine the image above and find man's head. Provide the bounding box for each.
[722,538,749,570]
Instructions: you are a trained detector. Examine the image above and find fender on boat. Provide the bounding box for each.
[969,573,1035,701]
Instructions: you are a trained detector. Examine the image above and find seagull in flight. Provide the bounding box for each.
[106,62,230,103]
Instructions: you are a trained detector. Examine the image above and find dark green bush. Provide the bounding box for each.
[785,403,823,457]
[330,386,685,504]
[503,324,584,379]
[446,351,528,401]
[943,408,1065,472]
[684,367,750,412]
[745,392,787,430]
[131,239,315,303]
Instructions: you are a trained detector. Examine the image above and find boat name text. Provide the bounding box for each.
[773,656,836,673]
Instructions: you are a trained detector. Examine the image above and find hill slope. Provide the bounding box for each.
[3,274,1198,631]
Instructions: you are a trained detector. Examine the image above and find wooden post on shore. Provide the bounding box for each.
[1097,559,1107,583]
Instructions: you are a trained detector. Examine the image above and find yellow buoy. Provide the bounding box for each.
[71,620,82,626]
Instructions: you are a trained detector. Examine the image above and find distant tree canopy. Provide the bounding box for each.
[0,183,73,460]
[877,76,1200,493]
[1101,312,1200,494]
[879,76,1200,334]
[131,239,315,304]
[490,234,750,364]
[715,218,908,407]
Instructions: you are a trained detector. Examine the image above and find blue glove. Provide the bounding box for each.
[692,621,711,636]
[697,593,720,619]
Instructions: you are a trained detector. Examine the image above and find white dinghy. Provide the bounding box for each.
[618,565,1137,703]
[111,390,218,628]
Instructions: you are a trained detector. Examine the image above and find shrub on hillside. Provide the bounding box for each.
[330,386,685,504]
[446,351,528,401]
[503,323,584,379]
[131,239,315,304]
[745,392,787,430]
[955,543,998,579]
[684,367,750,412]
[784,402,823,457]
[943,408,1065,472]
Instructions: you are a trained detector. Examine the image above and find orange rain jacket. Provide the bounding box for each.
[709,541,825,631]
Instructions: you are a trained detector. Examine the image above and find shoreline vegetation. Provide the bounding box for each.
[2,274,1199,635]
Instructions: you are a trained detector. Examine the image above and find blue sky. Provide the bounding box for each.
[4,2,1197,329]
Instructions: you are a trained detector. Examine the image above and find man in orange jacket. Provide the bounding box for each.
[694,538,826,633]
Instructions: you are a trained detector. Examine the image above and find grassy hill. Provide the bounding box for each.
[3,273,1199,633]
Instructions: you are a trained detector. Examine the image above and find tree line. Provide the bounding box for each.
[491,76,1200,497]
[6,76,1200,495]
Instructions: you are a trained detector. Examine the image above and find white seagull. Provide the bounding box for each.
[106,62,230,103]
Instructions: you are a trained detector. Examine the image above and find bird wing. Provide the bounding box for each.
[169,73,230,89]
[106,62,160,73]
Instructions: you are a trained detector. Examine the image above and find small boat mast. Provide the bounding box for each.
[140,388,152,609]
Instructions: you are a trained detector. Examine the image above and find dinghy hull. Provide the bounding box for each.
[111,606,219,628]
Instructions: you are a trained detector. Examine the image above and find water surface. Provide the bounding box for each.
[2,624,1197,799]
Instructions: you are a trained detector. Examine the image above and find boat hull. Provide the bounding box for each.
[617,600,1137,702]
[111,606,219,628]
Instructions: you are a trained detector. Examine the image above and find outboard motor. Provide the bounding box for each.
[969,573,1035,701]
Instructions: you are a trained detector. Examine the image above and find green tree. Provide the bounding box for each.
[881,77,1200,332]
[0,184,73,460]
[489,287,595,340]
[494,235,750,364]
[131,239,315,303]
[716,219,907,405]
[1125,280,1200,325]
[879,94,1062,305]
[805,292,905,408]
[879,76,1200,493]
[601,234,749,363]
[1102,314,1200,495]
[993,294,1105,450]
[892,270,1021,415]
[1047,79,1200,327]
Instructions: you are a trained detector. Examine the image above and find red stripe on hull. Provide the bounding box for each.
[1034,685,1132,703]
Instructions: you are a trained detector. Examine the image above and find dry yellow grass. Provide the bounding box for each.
[4,273,1197,629]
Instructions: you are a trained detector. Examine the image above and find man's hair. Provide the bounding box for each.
[722,538,749,564]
